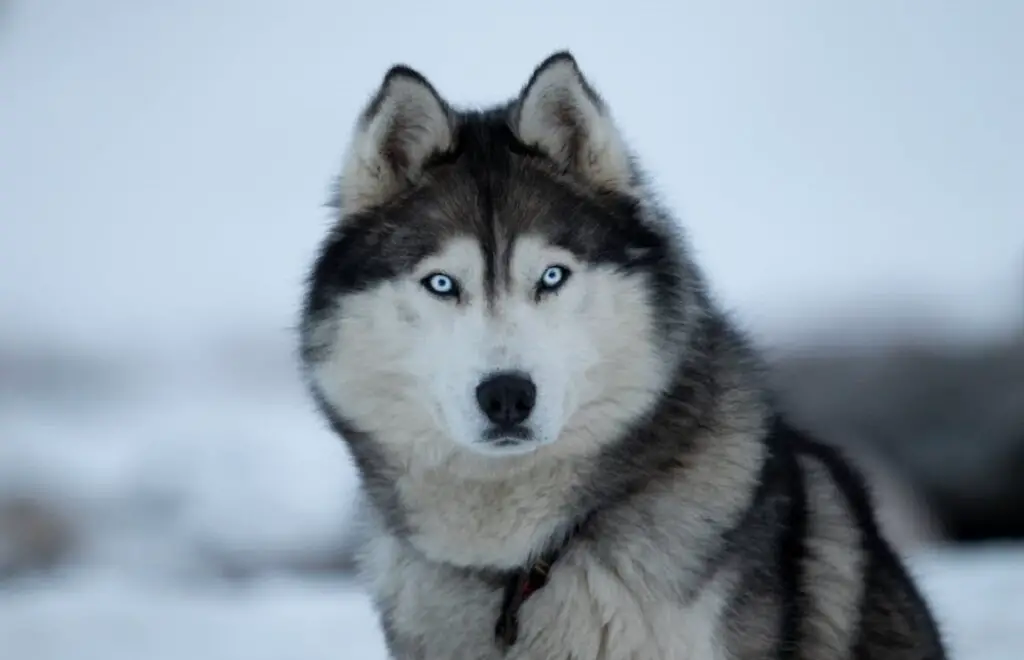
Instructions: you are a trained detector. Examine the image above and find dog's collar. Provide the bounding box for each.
[493,521,585,649]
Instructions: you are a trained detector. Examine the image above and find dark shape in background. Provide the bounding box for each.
[771,333,1024,543]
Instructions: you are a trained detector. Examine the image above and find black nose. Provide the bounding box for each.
[475,372,537,426]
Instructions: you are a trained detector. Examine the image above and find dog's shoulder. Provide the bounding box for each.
[768,417,948,659]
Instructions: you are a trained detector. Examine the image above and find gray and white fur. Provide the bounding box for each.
[299,51,948,659]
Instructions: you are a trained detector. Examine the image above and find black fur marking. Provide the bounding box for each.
[363,63,448,125]
[519,51,580,97]
[381,64,435,89]
[794,436,947,659]
[772,417,947,660]
[704,413,811,659]
[448,111,511,301]
[768,418,810,660]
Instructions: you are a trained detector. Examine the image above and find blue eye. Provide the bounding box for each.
[537,265,571,293]
[421,272,460,298]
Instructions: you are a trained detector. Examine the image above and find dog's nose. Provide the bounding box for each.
[475,372,537,426]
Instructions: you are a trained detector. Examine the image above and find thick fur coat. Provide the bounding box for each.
[299,52,947,659]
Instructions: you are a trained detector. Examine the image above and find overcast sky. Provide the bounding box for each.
[1,0,1020,348]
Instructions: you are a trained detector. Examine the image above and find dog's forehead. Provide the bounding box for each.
[425,160,605,265]
[310,113,648,312]
[426,178,598,292]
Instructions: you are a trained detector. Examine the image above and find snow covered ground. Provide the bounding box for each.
[0,336,360,581]
[1,547,1023,660]
[1,2,1022,659]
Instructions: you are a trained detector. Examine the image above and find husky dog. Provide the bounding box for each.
[299,52,947,659]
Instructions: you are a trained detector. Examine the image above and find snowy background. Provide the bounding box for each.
[1,1,1022,658]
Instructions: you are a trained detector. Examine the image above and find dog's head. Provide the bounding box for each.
[302,52,696,467]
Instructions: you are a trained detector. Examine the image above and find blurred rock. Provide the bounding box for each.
[0,495,76,580]
[769,334,1024,543]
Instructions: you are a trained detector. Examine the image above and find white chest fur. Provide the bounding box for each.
[363,533,729,660]
[508,551,729,660]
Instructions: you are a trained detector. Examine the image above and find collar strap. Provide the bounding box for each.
[494,553,557,648]
[494,519,588,649]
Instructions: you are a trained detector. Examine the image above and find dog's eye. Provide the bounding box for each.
[536,265,571,295]
[421,272,461,299]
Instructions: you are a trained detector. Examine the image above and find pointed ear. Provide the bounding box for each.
[336,65,455,215]
[512,52,634,194]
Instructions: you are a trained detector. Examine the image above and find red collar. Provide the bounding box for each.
[493,517,589,650]
[494,554,558,648]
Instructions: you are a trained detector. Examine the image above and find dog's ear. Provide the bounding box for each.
[336,66,455,216]
[512,52,634,194]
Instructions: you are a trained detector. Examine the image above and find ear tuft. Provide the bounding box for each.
[336,65,454,215]
[512,52,634,194]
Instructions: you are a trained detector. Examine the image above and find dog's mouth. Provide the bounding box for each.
[482,424,534,448]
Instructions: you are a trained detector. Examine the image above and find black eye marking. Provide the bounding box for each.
[535,265,572,299]
[421,272,461,300]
